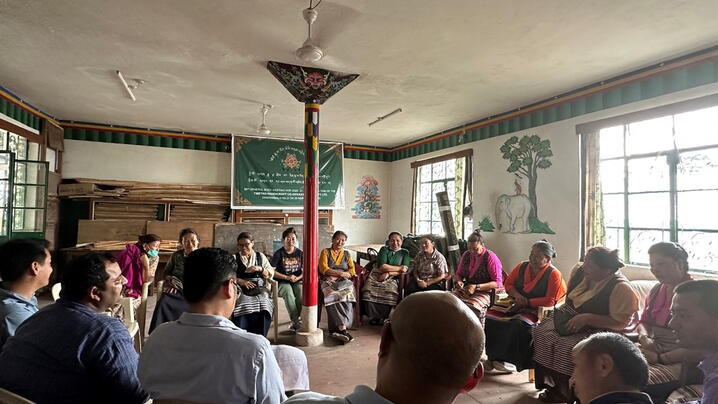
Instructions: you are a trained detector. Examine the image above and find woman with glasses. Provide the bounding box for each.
[231,232,275,337]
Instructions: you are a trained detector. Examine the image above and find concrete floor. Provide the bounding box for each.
[42,292,543,403]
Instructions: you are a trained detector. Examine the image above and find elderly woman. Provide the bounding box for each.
[484,240,566,373]
[532,246,639,402]
[639,242,702,402]
[116,234,161,299]
[361,231,410,325]
[404,235,449,296]
[270,227,303,332]
[232,232,275,336]
[319,230,356,344]
[148,228,199,333]
[452,230,503,326]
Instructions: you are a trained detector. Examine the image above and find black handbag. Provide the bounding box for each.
[241,276,267,296]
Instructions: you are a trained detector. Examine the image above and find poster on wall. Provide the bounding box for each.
[352,175,381,219]
[231,135,344,209]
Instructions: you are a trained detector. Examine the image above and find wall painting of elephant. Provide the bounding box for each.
[496,134,556,234]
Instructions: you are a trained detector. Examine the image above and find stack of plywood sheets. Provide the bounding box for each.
[94,202,159,220]
[169,204,228,222]
[67,178,230,205]
[146,221,216,247]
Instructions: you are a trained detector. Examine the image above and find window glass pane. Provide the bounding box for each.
[677,148,718,191]
[605,227,625,261]
[417,221,431,235]
[677,190,718,230]
[599,159,624,193]
[420,165,431,179]
[674,105,718,149]
[431,221,444,236]
[0,208,7,236]
[12,208,44,232]
[432,162,445,180]
[626,116,674,155]
[431,183,445,201]
[13,185,45,208]
[431,205,441,222]
[603,194,624,227]
[628,192,669,228]
[629,229,670,265]
[599,125,624,159]
[0,129,6,150]
[678,231,718,271]
[419,202,431,220]
[627,155,669,192]
[14,162,47,185]
[27,142,40,160]
[46,148,57,173]
[446,160,456,178]
[0,153,10,179]
[419,184,431,203]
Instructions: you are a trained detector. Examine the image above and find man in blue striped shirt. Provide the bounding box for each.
[0,252,148,404]
[0,238,52,348]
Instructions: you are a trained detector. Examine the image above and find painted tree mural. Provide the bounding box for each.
[498,134,555,234]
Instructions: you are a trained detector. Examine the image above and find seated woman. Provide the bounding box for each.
[116,234,161,301]
[232,232,274,337]
[361,231,410,325]
[484,240,566,373]
[404,235,448,296]
[318,230,356,344]
[270,227,303,332]
[148,228,199,333]
[532,246,639,402]
[452,230,503,326]
[639,242,703,402]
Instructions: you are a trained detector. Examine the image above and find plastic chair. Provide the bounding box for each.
[136,281,153,346]
[51,283,62,301]
[0,388,36,404]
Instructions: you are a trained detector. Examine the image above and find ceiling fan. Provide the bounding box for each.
[295,0,325,63]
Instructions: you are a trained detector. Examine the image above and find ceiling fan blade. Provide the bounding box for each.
[310,2,362,50]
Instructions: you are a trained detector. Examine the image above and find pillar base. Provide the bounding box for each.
[295,328,324,346]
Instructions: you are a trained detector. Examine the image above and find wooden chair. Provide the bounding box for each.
[51,283,62,301]
[0,388,36,404]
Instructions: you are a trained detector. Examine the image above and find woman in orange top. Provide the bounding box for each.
[484,240,566,373]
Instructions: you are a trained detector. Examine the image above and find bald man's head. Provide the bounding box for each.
[385,291,484,391]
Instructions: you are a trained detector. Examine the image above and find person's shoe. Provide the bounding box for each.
[342,330,354,342]
[331,331,351,343]
[289,321,300,332]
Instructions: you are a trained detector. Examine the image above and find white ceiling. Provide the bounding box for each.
[1,0,718,147]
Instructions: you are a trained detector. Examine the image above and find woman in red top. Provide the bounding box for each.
[484,240,566,373]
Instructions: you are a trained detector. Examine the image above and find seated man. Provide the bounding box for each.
[0,252,147,404]
[571,332,653,404]
[139,247,286,404]
[0,238,52,348]
[669,280,718,404]
[285,291,485,404]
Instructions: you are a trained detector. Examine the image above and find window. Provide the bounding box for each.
[411,150,472,238]
[0,128,48,240]
[586,102,718,273]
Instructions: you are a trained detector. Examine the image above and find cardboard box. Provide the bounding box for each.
[58,183,96,196]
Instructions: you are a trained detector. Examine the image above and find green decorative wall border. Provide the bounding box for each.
[0,90,43,130]
[63,125,231,152]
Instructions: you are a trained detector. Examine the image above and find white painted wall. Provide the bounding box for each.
[390,83,718,279]
[63,138,391,245]
[332,158,391,246]
[62,139,231,185]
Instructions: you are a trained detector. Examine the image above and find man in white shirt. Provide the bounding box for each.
[139,247,286,404]
[285,291,486,404]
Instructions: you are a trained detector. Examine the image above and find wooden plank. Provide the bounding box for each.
[146,221,216,247]
[77,219,147,244]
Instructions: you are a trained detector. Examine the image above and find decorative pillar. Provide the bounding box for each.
[267,61,358,346]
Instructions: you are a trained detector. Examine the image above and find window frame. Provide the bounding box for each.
[580,93,718,274]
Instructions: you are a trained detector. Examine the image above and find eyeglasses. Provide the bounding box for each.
[237,242,252,247]
[225,278,240,295]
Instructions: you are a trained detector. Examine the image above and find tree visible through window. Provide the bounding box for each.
[597,104,718,273]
